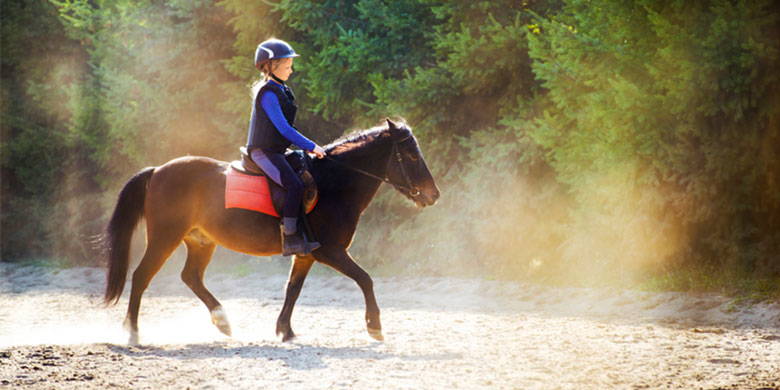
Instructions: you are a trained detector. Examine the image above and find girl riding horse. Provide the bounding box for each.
[247,38,326,256]
[101,38,440,345]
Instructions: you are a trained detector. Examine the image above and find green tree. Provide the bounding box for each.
[1,0,95,261]
[53,0,238,170]
[527,0,780,273]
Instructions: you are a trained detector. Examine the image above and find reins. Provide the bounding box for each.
[323,135,421,197]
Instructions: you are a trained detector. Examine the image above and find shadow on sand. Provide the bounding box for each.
[105,341,461,371]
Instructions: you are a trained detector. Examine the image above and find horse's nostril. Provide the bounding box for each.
[426,190,440,205]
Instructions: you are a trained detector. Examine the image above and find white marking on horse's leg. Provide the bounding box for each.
[210,306,232,336]
[128,330,140,346]
[123,314,140,345]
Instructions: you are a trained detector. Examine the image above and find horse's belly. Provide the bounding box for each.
[197,202,284,257]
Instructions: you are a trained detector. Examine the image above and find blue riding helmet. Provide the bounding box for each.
[254,39,300,69]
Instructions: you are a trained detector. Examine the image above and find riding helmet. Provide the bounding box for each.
[254,39,299,69]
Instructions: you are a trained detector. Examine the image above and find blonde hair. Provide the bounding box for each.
[259,59,282,81]
[251,59,282,98]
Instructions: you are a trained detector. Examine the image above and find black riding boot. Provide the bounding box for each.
[281,217,320,256]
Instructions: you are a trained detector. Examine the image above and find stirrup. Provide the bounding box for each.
[281,231,320,256]
[303,238,321,254]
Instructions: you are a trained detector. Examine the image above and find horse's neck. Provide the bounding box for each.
[344,150,393,211]
[321,142,393,213]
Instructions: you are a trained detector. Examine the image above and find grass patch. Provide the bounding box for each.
[639,265,780,302]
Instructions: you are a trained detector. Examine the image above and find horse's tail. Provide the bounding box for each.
[103,166,155,305]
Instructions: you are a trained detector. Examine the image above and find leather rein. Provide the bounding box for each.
[323,135,421,198]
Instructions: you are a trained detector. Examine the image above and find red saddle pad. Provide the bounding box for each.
[225,168,280,217]
[225,168,317,217]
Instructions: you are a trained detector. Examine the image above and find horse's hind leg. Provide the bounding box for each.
[124,227,185,345]
[181,233,231,336]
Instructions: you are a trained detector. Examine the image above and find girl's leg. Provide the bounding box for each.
[250,149,304,222]
[250,149,317,255]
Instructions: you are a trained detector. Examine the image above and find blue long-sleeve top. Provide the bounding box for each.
[261,81,316,151]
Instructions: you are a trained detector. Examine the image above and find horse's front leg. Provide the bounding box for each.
[276,254,314,342]
[315,247,383,341]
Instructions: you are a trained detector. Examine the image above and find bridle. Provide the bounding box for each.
[324,134,421,198]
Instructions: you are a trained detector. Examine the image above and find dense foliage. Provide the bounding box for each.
[525,0,780,277]
[2,0,778,284]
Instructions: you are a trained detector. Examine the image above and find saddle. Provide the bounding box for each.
[226,147,318,217]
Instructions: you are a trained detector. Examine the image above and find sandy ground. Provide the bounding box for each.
[1,262,779,390]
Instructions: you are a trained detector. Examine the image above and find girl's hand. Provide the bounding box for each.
[310,145,327,159]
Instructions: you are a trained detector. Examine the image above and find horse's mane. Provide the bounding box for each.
[324,120,410,159]
[312,120,410,194]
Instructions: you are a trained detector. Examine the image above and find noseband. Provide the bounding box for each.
[324,135,421,198]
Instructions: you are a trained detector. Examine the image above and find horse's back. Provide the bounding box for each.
[144,156,226,228]
[155,155,228,175]
[149,156,227,197]
[145,155,281,255]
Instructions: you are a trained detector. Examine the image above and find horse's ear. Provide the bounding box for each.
[386,118,398,131]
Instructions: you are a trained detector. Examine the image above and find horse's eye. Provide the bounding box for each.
[407,153,418,162]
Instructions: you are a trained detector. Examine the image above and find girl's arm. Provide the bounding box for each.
[260,91,317,151]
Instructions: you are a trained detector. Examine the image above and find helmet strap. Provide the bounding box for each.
[270,73,286,85]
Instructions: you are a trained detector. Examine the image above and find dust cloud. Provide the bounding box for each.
[354,150,689,288]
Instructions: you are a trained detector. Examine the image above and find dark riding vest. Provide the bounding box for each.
[246,81,298,153]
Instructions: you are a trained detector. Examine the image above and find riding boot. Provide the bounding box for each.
[281,217,320,256]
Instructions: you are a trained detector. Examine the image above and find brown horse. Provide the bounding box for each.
[102,119,439,344]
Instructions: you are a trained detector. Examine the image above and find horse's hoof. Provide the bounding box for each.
[280,331,296,342]
[367,327,384,341]
[277,328,296,342]
[210,306,232,337]
[216,322,232,337]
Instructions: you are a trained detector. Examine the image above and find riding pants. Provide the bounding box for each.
[250,149,303,220]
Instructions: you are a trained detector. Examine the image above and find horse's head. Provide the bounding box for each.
[385,119,440,208]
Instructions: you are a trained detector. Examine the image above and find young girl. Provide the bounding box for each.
[247,38,326,256]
